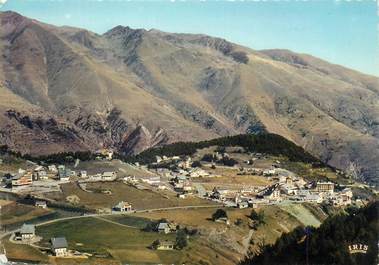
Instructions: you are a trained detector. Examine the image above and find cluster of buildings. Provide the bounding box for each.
[79,171,117,182]
[1,163,118,191]
[2,165,72,188]
[146,153,355,208]
[14,224,68,257]
[153,157,211,179]
[209,176,353,208]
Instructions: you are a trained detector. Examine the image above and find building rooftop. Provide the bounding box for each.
[157,222,169,230]
[158,239,174,246]
[103,172,115,177]
[20,224,35,235]
[51,237,68,249]
[114,201,131,208]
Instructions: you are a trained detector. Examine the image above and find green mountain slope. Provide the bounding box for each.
[241,201,379,265]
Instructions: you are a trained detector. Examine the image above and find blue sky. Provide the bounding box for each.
[1,0,378,76]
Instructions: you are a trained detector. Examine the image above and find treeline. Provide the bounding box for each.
[122,133,323,165]
[241,201,379,265]
[2,133,324,166]
[0,145,94,164]
[27,151,94,164]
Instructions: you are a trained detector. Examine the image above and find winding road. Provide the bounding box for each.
[0,204,222,240]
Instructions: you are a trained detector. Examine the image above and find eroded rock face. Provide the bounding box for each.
[0,109,92,155]
[61,106,130,149]
[121,125,168,155]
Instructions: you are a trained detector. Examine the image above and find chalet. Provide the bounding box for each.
[155,156,163,163]
[102,171,117,181]
[294,178,307,188]
[331,188,353,206]
[48,165,58,173]
[59,175,70,182]
[224,201,237,208]
[123,176,137,184]
[80,171,87,178]
[57,165,65,177]
[157,184,167,190]
[188,168,209,178]
[19,224,35,241]
[173,175,187,184]
[57,165,71,181]
[264,189,282,202]
[34,165,44,172]
[263,169,277,176]
[141,176,161,185]
[51,237,68,257]
[315,182,334,194]
[211,187,230,200]
[178,157,192,169]
[281,184,298,195]
[182,183,193,194]
[173,182,184,192]
[177,193,186,199]
[37,170,48,180]
[305,194,322,203]
[33,166,48,180]
[11,172,33,186]
[214,216,230,225]
[157,222,170,234]
[296,190,322,203]
[2,173,13,186]
[113,201,132,212]
[35,200,47,209]
[153,239,175,250]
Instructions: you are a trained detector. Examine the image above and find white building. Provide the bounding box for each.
[140,176,160,185]
[19,224,35,241]
[35,200,47,209]
[315,182,335,194]
[102,171,117,181]
[113,201,132,212]
[51,237,68,257]
[48,165,58,173]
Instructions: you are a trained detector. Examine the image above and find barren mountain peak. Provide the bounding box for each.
[0,12,378,185]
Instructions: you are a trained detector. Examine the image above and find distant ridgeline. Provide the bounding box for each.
[241,201,379,265]
[124,133,324,166]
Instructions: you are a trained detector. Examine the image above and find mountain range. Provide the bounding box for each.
[0,11,378,184]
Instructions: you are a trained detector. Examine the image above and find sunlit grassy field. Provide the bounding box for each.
[45,181,215,210]
[36,216,180,264]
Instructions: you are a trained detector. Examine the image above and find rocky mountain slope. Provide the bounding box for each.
[0,11,378,184]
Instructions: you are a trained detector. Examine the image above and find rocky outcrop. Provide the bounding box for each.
[120,124,168,155]
[0,109,92,155]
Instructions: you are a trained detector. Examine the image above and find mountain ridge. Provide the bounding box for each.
[0,11,378,184]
